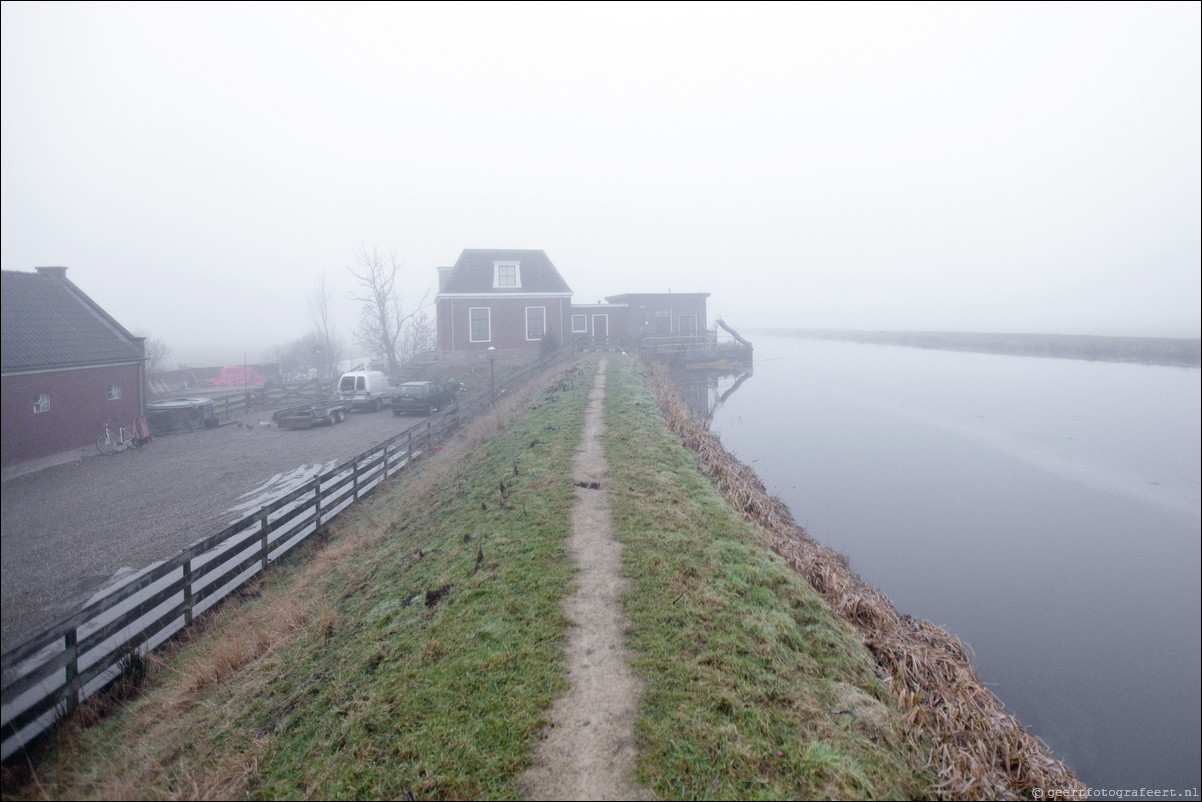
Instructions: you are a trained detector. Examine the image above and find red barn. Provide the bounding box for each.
[1,267,146,467]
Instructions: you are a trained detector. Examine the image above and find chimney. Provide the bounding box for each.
[35,266,68,279]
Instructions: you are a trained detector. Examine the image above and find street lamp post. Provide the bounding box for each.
[487,347,496,405]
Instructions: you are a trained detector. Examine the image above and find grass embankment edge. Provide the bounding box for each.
[637,356,1086,800]
[4,359,592,799]
[602,356,930,799]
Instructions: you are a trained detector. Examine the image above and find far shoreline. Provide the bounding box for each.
[758,328,1202,368]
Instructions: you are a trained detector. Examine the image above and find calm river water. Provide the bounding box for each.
[703,335,1200,794]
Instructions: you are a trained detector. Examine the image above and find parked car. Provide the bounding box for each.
[337,370,391,412]
[391,380,460,416]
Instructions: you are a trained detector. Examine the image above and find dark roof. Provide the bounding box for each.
[440,249,573,295]
[605,292,710,303]
[1,269,144,373]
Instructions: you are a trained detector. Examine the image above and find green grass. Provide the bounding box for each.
[602,356,930,799]
[3,354,932,800]
[228,362,592,799]
[6,360,593,801]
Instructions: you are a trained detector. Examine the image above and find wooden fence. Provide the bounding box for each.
[1,348,576,762]
[0,415,453,761]
[197,381,330,424]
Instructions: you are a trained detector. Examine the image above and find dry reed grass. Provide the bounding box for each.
[641,358,1085,801]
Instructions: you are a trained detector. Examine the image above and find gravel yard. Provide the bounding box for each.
[1,403,444,649]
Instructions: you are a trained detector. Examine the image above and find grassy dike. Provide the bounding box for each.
[601,356,930,799]
[3,354,930,800]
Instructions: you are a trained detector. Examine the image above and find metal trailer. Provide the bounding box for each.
[273,399,351,429]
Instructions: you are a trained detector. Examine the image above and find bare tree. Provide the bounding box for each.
[136,330,173,373]
[274,330,332,379]
[307,272,343,379]
[398,310,436,365]
[346,244,426,374]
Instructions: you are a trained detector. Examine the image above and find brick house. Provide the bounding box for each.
[434,250,719,357]
[603,292,710,347]
[435,249,574,357]
[566,301,629,351]
[1,267,146,466]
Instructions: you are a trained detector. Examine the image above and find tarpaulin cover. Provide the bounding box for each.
[210,366,265,386]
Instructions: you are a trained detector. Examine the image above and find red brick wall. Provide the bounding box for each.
[437,296,571,355]
[1,363,142,465]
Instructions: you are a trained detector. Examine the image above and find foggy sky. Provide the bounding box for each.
[3,1,1199,366]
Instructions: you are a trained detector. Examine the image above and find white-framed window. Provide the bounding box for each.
[678,315,697,333]
[108,384,122,400]
[470,307,491,342]
[654,310,672,333]
[493,261,521,288]
[526,307,546,340]
[571,314,588,333]
[33,393,50,413]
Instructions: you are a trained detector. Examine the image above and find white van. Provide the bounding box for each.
[337,370,391,412]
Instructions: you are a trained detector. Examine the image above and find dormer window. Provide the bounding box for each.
[493,261,521,288]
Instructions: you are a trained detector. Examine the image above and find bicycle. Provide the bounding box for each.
[97,420,147,455]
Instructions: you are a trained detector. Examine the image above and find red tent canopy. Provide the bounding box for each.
[210,366,265,386]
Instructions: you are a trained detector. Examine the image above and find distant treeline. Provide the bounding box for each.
[768,329,1202,368]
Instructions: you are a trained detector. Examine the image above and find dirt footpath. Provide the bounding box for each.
[521,360,651,801]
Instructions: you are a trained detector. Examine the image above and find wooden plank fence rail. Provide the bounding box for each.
[0,348,576,763]
[0,411,448,760]
[205,382,332,423]
[149,381,333,425]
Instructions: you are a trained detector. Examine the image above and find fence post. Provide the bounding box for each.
[352,459,360,501]
[383,442,391,476]
[260,512,270,571]
[183,559,193,626]
[314,479,322,527]
[62,629,79,715]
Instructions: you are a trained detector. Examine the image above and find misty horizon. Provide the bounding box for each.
[3,3,1199,367]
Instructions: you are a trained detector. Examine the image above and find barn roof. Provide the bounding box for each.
[1,268,144,373]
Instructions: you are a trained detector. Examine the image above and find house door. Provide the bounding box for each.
[592,314,608,348]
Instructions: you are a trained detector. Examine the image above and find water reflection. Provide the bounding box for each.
[669,368,754,424]
[704,335,1201,795]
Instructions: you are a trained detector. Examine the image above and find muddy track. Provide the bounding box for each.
[521,360,651,801]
